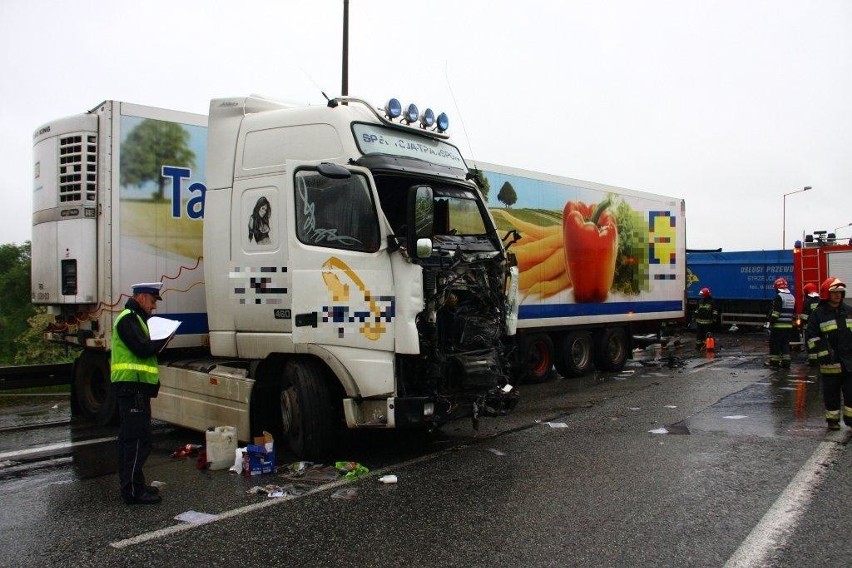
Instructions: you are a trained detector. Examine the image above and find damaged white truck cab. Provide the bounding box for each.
[33,96,518,458]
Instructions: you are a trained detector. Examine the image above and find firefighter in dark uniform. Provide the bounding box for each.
[694,287,717,350]
[806,277,852,430]
[765,277,795,368]
[799,282,821,366]
[112,282,168,505]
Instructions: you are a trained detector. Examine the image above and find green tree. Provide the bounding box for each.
[0,242,36,363]
[14,309,75,365]
[497,181,518,208]
[120,119,195,200]
[469,168,491,202]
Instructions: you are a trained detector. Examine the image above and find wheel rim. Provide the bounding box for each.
[280,386,301,439]
[530,341,550,374]
[571,337,590,368]
[605,332,626,364]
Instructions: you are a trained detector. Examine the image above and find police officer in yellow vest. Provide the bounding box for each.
[112,282,168,505]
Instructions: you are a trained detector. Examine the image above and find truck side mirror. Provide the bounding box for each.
[407,185,434,258]
[317,162,351,179]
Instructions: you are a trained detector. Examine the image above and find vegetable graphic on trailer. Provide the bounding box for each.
[472,160,684,380]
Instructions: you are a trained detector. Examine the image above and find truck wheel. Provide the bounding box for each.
[73,351,117,426]
[279,360,336,460]
[555,331,593,378]
[519,333,555,383]
[594,327,629,372]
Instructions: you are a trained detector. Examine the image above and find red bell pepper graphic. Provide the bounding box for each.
[562,198,618,303]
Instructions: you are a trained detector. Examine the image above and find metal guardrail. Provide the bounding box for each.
[0,363,73,390]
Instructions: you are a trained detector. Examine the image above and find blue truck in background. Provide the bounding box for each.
[686,249,794,327]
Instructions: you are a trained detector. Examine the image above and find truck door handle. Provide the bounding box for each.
[295,312,318,328]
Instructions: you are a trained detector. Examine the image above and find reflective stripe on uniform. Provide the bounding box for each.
[112,362,159,373]
[820,363,843,374]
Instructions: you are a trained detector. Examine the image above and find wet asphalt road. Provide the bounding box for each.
[1,329,851,567]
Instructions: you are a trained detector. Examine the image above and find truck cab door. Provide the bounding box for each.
[286,161,396,353]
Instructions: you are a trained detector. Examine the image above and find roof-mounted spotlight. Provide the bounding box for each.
[420,108,435,129]
[385,98,402,119]
[403,103,419,124]
[436,112,449,132]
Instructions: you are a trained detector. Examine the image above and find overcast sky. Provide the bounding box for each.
[2,0,850,252]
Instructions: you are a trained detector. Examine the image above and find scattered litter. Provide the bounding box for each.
[51,404,59,410]
[665,423,691,435]
[150,480,166,489]
[175,510,218,524]
[378,475,398,484]
[247,483,311,498]
[331,487,358,500]
[486,448,506,456]
[545,422,568,428]
[171,444,202,458]
[723,415,748,420]
[287,461,314,475]
[779,386,798,391]
[649,427,669,434]
[229,448,245,473]
[281,463,340,483]
[619,370,635,375]
[664,405,678,409]
[755,382,772,385]
[196,449,208,470]
[243,431,276,476]
[629,407,641,411]
[335,461,370,480]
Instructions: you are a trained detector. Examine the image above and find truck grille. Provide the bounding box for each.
[59,134,97,203]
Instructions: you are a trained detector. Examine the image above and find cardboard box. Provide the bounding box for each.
[243,431,275,476]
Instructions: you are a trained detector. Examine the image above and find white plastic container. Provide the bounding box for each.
[205,426,237,470]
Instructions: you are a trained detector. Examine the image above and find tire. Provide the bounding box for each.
[73,351,117,426]
[594,327,629,372]
[555,331,594,378]
[518,333,555,383]
[279,359,337,460]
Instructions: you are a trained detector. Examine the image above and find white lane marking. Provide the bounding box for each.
[724,439,844,567]
[0,436,116,461]
[110,450,444,549]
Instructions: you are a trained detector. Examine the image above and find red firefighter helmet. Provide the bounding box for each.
[820,276,847,300]
[774,277,788,290]
[803,283,818,295]
[699,287,711,297]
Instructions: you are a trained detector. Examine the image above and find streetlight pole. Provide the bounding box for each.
[782,186,812,248]
[834,222,852,234]
[341,0,349,96]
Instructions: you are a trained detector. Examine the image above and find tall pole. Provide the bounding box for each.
[341,0,349,96]
[782,186,812,248]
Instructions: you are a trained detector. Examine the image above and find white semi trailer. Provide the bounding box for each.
[471,162,687,381]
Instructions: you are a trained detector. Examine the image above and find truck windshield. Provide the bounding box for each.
[433,191,488,236]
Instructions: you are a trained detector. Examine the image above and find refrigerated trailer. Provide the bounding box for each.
[474,162,686,381]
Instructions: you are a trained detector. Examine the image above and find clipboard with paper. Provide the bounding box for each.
[147,316,181,343]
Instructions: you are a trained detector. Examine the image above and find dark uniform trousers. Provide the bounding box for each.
[117,391,153,500]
